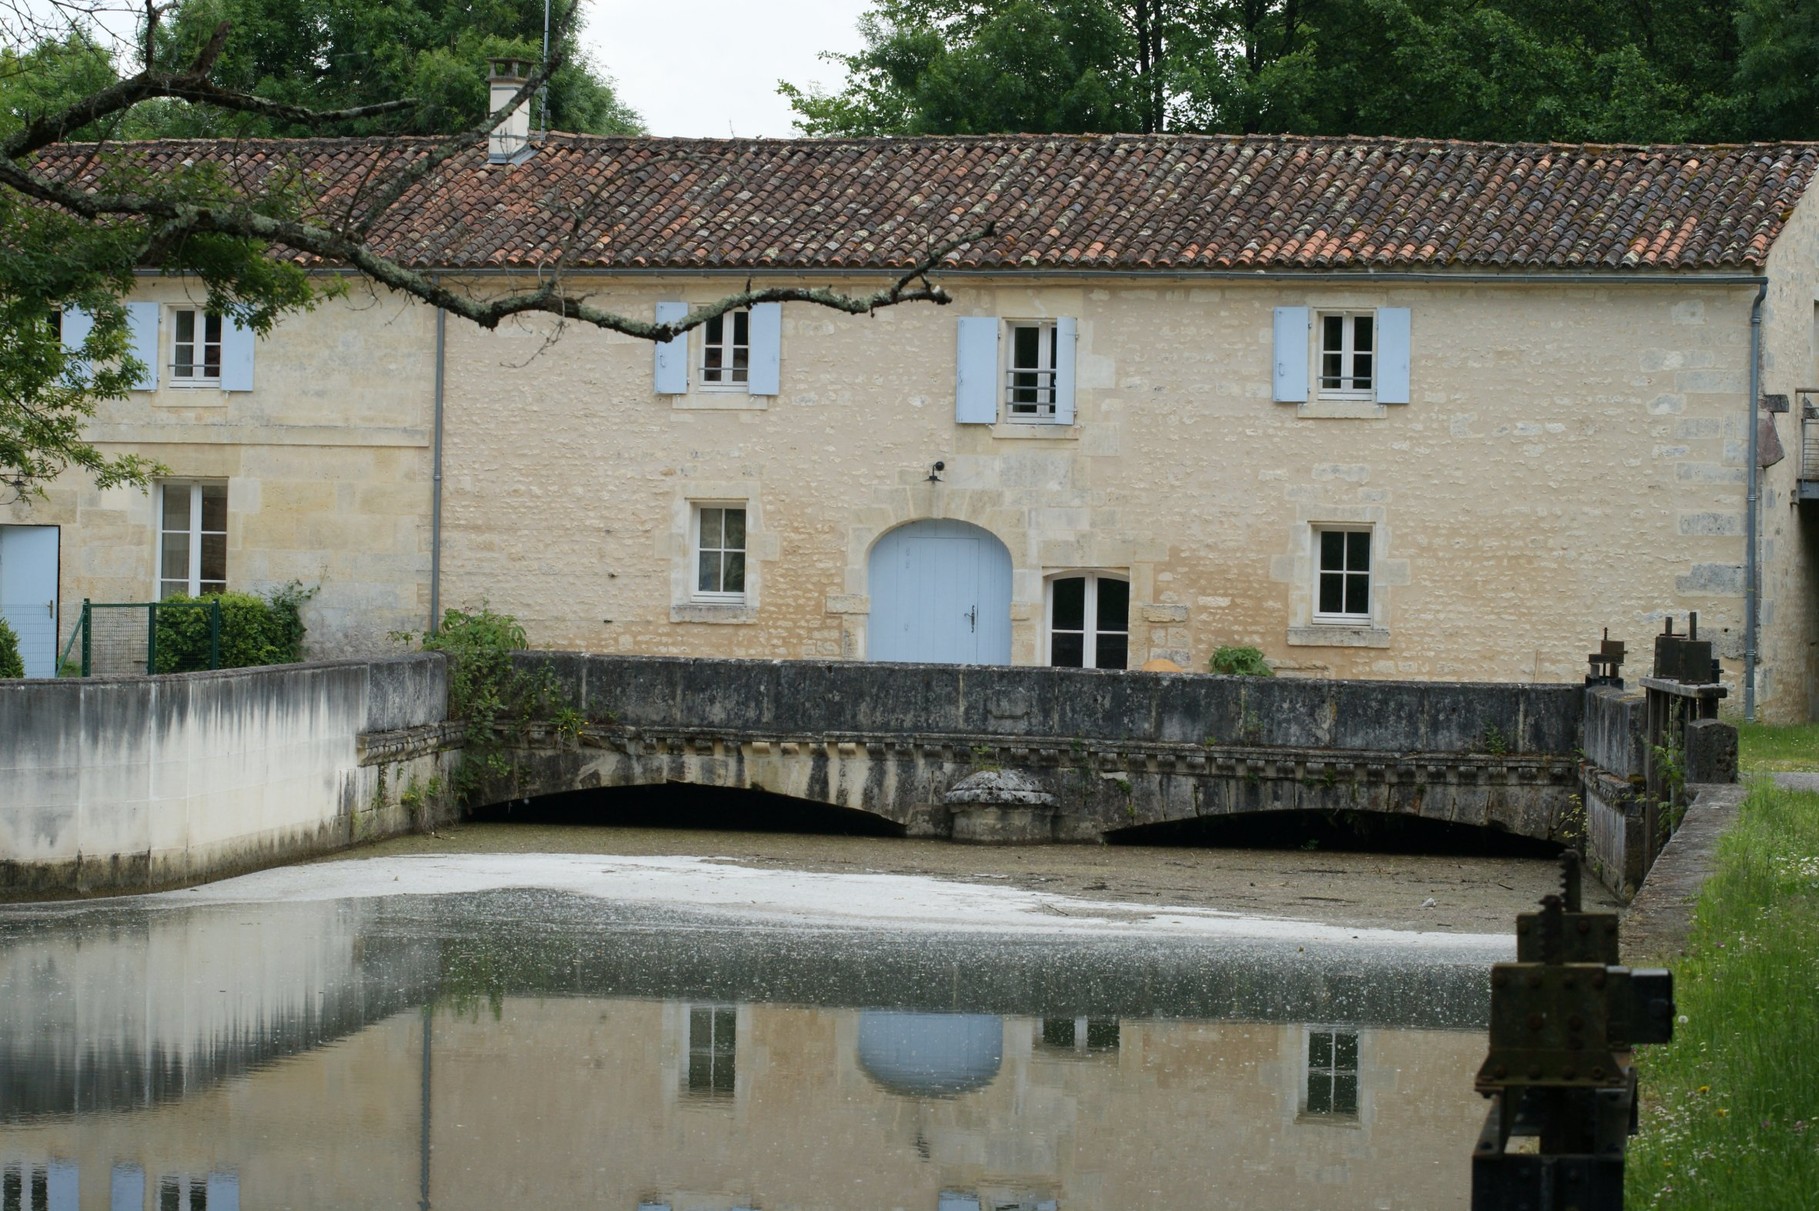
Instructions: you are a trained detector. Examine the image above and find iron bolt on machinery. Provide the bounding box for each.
[1472,856,1674,1210]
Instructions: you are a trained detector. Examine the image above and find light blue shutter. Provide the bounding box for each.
[60,306,93,381]
[221,315,255,391]
[1053,316,1077,425]
[1376,306,1411,404]
[1273,306,1309,402]
[955,317,999,424]
[747,301,781,396]
[126,301,159,390]
[654,300,688,394]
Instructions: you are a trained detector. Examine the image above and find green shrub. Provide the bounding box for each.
[153,581,317,672]
[0,618,23,678]
[1209,645,1273,676]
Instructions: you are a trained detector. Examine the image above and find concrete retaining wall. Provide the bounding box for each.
[0,655,455,897]
[1581,687,1649,898]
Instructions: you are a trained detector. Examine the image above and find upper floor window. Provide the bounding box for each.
[1047,573,1129,669]
[1272,306,1410,406]
[1007,322,1059,420]
[158,481,227,599]
[1319,312,1374,396]
[700,309,750,389]
[172,309,223,384]
[955,316,1077,426]
[1314,527,1371,621]
[693,505,747,602]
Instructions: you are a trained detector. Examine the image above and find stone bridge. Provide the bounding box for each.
[401,654,1585,845]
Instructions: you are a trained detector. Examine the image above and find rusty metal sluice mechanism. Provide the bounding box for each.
[1471,854,1674,1209]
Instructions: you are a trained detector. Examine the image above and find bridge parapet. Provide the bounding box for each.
[484,655,1586,844]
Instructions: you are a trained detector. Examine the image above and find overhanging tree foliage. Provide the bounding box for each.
[787,0,1811,142]
[0,2,980,497]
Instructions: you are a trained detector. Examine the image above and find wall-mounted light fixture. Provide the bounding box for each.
[927,460,945,483]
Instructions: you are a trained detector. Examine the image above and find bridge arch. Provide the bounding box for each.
[866,519,1012,665]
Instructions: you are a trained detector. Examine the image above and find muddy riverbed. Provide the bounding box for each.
[324,823,1614,934]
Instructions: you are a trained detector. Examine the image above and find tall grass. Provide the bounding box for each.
[1625,782,1819,1208]
[1732,721,1819,773]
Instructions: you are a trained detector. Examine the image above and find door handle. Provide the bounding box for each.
[967,606,977,633]
[45,600,53,618]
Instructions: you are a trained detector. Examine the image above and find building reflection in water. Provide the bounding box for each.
[0,891,1496,1209]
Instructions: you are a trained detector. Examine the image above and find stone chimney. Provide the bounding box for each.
[487,58,536,163]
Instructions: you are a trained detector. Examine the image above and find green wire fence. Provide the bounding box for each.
[58,599,223,676]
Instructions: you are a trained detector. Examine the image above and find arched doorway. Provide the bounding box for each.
[867,520,1012,664]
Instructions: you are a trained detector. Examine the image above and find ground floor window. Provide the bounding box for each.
[1304,1027,1359,1117]
[158,481,227,599]
[693,505,747,601]
[1314,527,1371,621]
[686,1004,737,1097]
[1047,573,1129,669]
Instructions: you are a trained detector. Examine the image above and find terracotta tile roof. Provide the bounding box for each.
[37,132,1819,273]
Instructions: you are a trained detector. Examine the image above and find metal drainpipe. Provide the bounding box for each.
[1746,280,1768,721]
[430,300,446,635]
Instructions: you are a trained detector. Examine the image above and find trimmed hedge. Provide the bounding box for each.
[152,583,314,673]
[0,617,22,678]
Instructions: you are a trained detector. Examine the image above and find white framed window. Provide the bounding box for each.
[1006,321,1059,420]
[1314,527,1371,621]
[1318,312,1374,396]
[157,481,227,599]
[685,1004,737,1098]
[1046,573,1130,668]
[1303,1027,1360,1118]
[693,505,747,601]
[700,309,750,389]
[171,308,223,384]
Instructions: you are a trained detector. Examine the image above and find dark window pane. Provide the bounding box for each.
[160,1178,180,1211]
[1318,574,1344,615]
[189,1181,205,1211]
[1308,1032,1333,1068]
[1041,1018,1076,1048]
[3,1167,19,1211]
[1321,353,1341,386]
[705,315,724,345]
[1347,530,1371,571]
[687,1052,713,1090]
[1353,315,1373,352]
[1352,352,1372,386]
[1320,530,1345,570]
[204,314,223,344]
[732,310,748,346]
[200,533,227,585]
[713,1007,736,1042]
[1096,578,1129,630]
[1323,314,1343,350]
[175,311,195,344]
[1334,1031,1358,1068]
[1344,572,1369,616]
[1051,633,1085,668]
[1095,632,1128,670]
[722,552,745,593]
[1052,577,1085,630]
[1085,1019,1120,1050]
[723,508,745,549]
[199,484,227,532]
[1013,325,1040,369]
[1306,1076,1331,1115]
[697,552,718,593]
[1333,1072,1359,1114]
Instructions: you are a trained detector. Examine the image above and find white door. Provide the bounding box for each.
[0,525,59,677]
[867,519,1013,664]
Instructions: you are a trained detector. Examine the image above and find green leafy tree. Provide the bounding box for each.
[1,4,979,498]
[146,0,642,136]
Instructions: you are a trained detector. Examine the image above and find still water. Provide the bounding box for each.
[0,869,1500,1210]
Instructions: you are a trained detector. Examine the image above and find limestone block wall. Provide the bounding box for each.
[0,654,453,896]
[0,282,438,660]
[437,273,1783,710]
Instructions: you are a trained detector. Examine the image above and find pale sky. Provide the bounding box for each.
[584,0,874,138]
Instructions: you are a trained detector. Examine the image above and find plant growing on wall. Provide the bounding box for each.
[0,617,23,678]
[1210,645,1273,676]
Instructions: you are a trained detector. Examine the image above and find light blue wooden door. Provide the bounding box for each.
[0,525,59,677]
[868,520,1012,664]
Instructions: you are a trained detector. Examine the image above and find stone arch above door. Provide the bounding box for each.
[866,519,1012,664]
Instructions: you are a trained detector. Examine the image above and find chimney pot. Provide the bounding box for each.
[486,59,536,163]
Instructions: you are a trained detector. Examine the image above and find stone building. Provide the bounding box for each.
[5,126,1818,718]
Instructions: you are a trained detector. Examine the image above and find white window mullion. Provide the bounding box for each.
[187,484,203,594]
